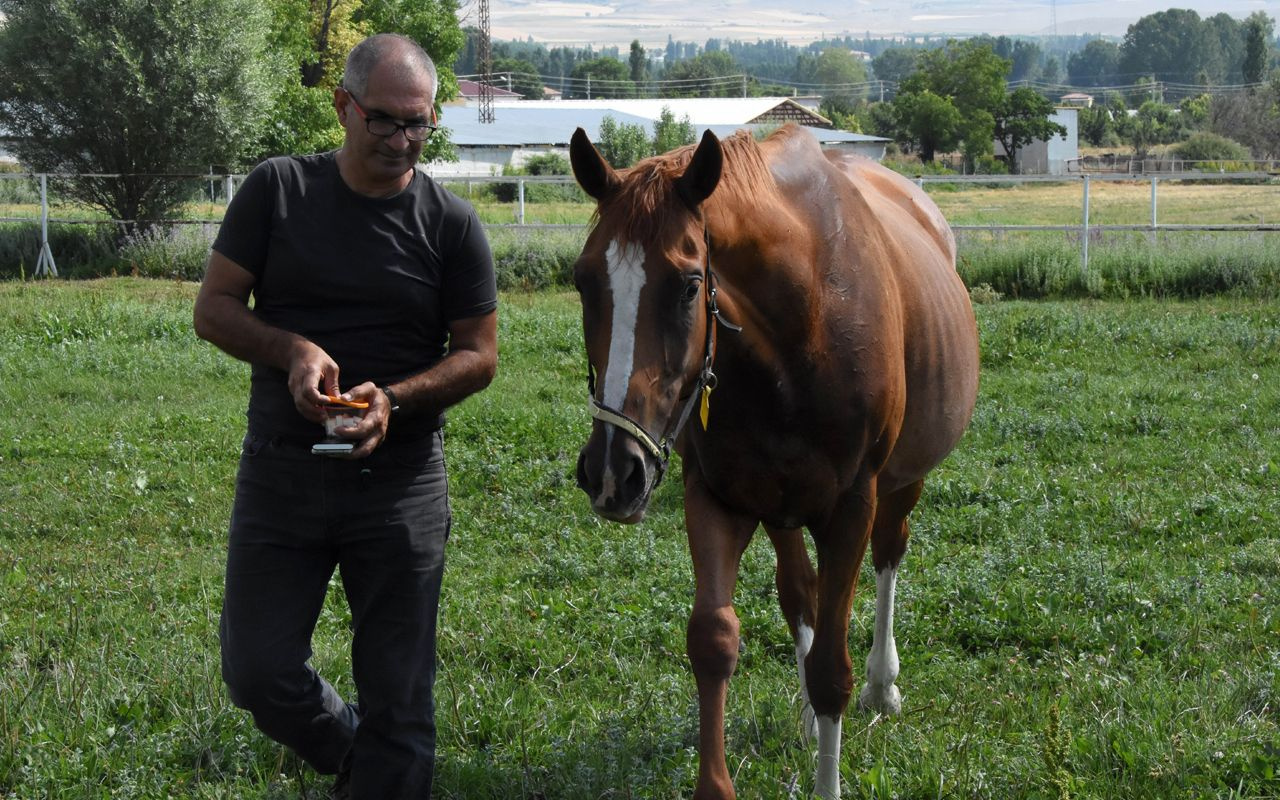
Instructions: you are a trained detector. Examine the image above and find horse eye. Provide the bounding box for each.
[681,277,703,304]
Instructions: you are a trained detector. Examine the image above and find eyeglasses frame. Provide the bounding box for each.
[342,87,438,142]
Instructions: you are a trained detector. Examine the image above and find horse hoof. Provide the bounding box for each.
[801,702,819,741]
[857,683,902,716]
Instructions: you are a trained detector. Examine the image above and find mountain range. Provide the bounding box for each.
[483,0,1269,49]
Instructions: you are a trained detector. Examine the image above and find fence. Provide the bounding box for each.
[2,169,1278,276]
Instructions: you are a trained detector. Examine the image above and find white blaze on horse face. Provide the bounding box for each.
[599,239,647,499]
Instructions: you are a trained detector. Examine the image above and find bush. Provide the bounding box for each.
[1173,132,1251,163]
[116,225,215,281]
[488,228,584,291]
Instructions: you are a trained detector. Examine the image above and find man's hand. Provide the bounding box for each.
[286,340,342,425]
[327,382,393,459]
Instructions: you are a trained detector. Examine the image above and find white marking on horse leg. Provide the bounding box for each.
[815,714,842,800]
[795,620,818,740]
[858,565,903,715]
[597,240,646,505]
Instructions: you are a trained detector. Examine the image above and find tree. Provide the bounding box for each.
[870,48,918,85]
[1119,9,1219,84]
[1068,39,1121,88]
[892,89,963,163]
[597,115,650,167]
[0,0,279,236]
[493,57,543,99]
[629,40,648,85]
[1242,12,1275,86]
[652,107,695,155]
[569,57,632,99]
[901,40,1010,169]
[1210,76,1280,158]
[662,51,739,97]
[992,88,1067,173]
[813,48,869,116]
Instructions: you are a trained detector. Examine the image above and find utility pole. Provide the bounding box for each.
[477,0,494,123]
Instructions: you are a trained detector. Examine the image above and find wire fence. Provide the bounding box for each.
[2,169,1278,277]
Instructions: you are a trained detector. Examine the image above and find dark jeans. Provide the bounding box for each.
[220,430,449,799]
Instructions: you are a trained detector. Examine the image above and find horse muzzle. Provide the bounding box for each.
[575,424,662,523]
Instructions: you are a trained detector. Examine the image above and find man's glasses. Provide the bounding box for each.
[345,89,437,142]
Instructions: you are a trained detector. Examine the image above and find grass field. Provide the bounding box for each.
[1,280,1278,799]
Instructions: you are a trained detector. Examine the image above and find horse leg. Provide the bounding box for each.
[764,524,818,740]
[858,479,923,716]
[806,477,878,800]
[684,475,758,800]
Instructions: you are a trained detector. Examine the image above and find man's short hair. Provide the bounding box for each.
[342,33,438,100]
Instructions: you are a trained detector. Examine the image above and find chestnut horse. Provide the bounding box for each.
[569,124,979,799]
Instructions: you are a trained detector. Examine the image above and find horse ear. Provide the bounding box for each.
[570,127,620,202]
[674,129,723,210]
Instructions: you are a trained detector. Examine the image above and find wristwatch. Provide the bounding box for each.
[381,385,400,415]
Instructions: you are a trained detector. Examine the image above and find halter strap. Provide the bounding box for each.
[584,226,741,482]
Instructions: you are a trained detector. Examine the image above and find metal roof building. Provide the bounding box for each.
[430,100,888,177]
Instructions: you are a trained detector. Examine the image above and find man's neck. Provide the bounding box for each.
[335,148,414,198]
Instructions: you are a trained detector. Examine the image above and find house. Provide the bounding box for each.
[430,102,889,177]
[995,107,1079,175]
[1059,92,1094,108]
[451,79,524,103]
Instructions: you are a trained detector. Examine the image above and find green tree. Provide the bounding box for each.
[652,107,695,155]
[901,39,1010,169]
[1209,75,1280,158]
[1242,12,1275,86]
[1067,39,1121,87]
[1119,9,1219,84]
[570,57,632,99]
[597,115,650,167]
[870,48,918,85]
[662,51,739,97]
[493,57,543,99]
[1129,100,1181,159]
[0,0,279,236]
[813,48,869,116]
[892,89,963,163]
[629,40,648,85]
[992,88,1067,173]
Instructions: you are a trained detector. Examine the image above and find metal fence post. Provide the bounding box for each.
[517,179,526,225]
[34,174,58,277]
[1150,176,1159,228]
[1080,175,1090,275]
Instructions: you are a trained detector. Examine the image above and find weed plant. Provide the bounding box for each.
[1,281,1278,798]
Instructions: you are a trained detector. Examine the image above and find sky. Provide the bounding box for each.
[478,0,1272,50]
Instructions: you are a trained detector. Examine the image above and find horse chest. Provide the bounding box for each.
[688,377,872,525]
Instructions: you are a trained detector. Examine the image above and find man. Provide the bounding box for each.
[193,33,497,798]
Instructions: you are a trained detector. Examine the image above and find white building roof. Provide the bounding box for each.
[437,105,886,148]
[484,97,825,126]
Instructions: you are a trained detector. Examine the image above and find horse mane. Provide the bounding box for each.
[599,126,786,244]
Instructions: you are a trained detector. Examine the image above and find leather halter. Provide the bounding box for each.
[586,227,742,483]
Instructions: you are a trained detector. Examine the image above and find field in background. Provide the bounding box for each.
[1,280,1277,798]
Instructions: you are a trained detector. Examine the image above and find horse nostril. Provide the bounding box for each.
[619,451,648,500]
[576,448,595,494]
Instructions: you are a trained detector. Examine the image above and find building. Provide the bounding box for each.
[995,107,1079,175]
[431,101,889,177]
[1059,92,1094,108]
[452,79,524,103]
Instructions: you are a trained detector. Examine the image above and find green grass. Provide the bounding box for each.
[2,280,1279,798]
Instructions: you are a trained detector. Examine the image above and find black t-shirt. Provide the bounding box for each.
[212,152,497,441]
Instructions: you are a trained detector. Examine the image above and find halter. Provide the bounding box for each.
[585,227,743,483]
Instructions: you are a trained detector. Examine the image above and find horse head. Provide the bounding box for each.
[569,126,724,523]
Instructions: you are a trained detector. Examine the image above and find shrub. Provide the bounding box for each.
[488,228,584,290]
[1173,132,1251,163]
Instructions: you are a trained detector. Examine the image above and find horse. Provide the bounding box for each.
[568,123,980,800]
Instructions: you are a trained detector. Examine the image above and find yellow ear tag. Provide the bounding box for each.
[700,384,713,430]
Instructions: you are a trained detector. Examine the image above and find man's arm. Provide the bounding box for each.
[192,250,340,425]
[337,310,498,458]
